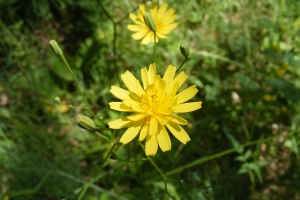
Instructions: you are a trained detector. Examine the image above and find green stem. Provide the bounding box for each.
[138,141,173,199]
[163,130,300,177]
[102,142,122,167]
[97,0,117,69]
[176,58,188,73]
[154,31,157,64]
[59,54,94,116]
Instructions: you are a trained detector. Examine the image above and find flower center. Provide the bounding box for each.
[139,85,162,116]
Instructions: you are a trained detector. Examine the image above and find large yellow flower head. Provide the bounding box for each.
[127,2,178,45]
[108,64,202,156]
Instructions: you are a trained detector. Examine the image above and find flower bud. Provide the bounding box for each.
[180,43,190,59]
[143,12,156,32]
[54,96,61,103]
[109,152,118,160]
[49,40,63,55]
[76,114,97,131]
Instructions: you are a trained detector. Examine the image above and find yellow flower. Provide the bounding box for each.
[127,2,178,45]
[108,64,202,156]
[263,94,277,102]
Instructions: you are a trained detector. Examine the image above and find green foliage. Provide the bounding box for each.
[1,0,300,199]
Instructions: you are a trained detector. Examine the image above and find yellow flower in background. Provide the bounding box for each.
[108,64,202,156]
[263,94,277,102]
[127,2,178,45]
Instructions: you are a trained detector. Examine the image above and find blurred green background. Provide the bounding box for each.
[1,0,300,199]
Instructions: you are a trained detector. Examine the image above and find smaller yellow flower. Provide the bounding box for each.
[127,2,178,45]
[263,94,277,102]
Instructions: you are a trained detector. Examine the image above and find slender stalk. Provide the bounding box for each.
[163,130,300,177]
[154,31,157,64]
[102,142,122,166]
[176,57,188,73]
[97,0,117,69]
[59,54,94,116]
[137,141,174,199]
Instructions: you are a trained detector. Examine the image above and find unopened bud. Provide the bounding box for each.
[180,43,190,59]
[49,40,63,55]
[211,177,217,185]
[143,12,156,32]
[109,152,118,160]
[76,114,97,131]
[54,96,61,103]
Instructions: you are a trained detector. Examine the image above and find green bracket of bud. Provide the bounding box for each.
[177,44,191,73]
[76,114,98,131]
[180,43,190,59]
[49,40,63,55]
[143,12,156,32]
[109,152,118,160]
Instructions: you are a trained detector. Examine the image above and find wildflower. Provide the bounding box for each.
[263,94,277,102]
[127,2,178,45]
[108,64,202,156]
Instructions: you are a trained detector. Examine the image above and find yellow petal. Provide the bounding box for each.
[173,102,202,113]
[159,23,178,34]
[121,71,137,93]
[141,31,153,45]
[135,80,145,96]
[157,23,178,35]
[127,24,142,31]
[127,113,147,121]
[141,67,149,89]
[176,85,198,104]
[139,122,149,141]
[145,133,158,156]
[129,13,140,24]
[132,30,148,40]
[168,115,188,125]
[166,121,190,144]
[157,3,168,18]
[110,86,129,100]
[157,124,171,152]
[120,120,144,144]
[160,8,176,22]
[139,4,146,15]
[157,79,166,102]
[156,113,169,125]
[122,98,143,112]
[163,65,176,87]
[149,117,158,135]
[109,102,134,112]
[173,72,187,88]
[108,117,132,129]
[148,64,156,84]
[156,32,168,38]
[150,2,158,18]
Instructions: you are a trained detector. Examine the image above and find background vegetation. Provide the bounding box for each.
[1,0,300,199]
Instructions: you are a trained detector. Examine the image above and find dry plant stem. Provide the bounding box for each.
[59,54,94,116]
